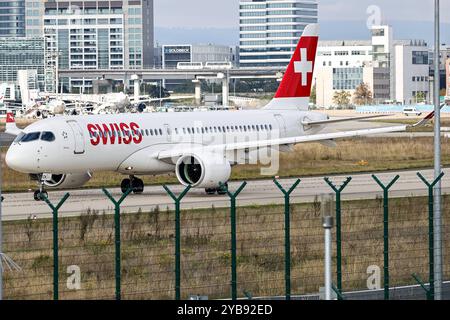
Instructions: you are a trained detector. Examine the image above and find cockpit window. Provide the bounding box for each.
[21,132,41,142]
[41,131,56,142]
[13,132,25,143]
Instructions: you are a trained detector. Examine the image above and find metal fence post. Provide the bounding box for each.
[222,181,247,301]
[372,174,400,300]
[102,188,132,300]
[163,185,191,301]
[324,176,352,298]
[417,171,444,300]
[41,193,70,301]
[273,178,301,300]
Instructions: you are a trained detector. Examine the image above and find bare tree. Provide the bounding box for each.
[353,83,373,105]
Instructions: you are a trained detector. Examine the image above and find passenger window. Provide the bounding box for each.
[41,131,56,142]
[21,132,41,142]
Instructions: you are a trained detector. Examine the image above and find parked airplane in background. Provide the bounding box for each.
[4,24,433,200]
[51,92,194,115]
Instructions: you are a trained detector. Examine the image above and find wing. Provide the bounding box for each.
[157,125,407,161]
[130,95,195,105]
[301,114,389,126]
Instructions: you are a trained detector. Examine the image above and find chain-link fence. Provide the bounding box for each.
[1,173,449,300]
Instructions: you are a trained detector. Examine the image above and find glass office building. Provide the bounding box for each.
[0,0,25,37]
[239,0,318,68]
[0,37,45,90]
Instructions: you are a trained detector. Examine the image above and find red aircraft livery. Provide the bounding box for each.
[87,122,143,146]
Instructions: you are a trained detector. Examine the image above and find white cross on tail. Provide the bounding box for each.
[294,48,313,86]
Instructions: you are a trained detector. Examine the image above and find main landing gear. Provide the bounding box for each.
[205,183,228,195]
[33,175,48,201]
[121,176,144,194]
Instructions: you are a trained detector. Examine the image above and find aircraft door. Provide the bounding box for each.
[164,124,172,142]
[66,120,85,154]
[274,114,287,138]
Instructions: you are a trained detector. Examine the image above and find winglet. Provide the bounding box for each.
[5,112,22,136]
[412,103,446,128]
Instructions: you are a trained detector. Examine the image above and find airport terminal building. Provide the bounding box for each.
[239,0,318,68]
[161,44,234,90]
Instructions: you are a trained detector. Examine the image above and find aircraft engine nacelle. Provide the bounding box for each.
[42,172,92,189]
[48,100,66,115]
[175,153,231,188]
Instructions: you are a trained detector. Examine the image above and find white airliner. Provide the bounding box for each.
[4,24,431,200]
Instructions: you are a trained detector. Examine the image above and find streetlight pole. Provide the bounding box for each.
[433,0,442,300]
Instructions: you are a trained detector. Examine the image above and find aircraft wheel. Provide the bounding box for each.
[132,178,144,194]
[216,183,228,195]
[34,190,48,201]
[121,178,131,193]
[205,188,216,195]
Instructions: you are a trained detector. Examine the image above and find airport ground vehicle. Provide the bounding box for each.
[403,107,422,116]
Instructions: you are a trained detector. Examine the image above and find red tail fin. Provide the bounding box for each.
[6,112,14,123]
[264,24,319,111]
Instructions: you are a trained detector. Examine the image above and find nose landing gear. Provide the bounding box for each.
[33,175,48,201]
[121,176,144,194]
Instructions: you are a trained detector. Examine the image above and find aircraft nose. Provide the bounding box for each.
[5,146,33,173]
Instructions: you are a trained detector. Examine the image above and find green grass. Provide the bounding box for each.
[2,196,449,299]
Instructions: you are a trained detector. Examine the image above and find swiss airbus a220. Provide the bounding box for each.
[5,24,432,200]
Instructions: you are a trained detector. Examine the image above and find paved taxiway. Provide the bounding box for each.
[2,168,449,221]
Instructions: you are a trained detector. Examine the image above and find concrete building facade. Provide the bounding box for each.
[446,58,450,97]
[314,25,430,108]
[40,0,154,93]
[239,0,318,68]
[395,41,430,104]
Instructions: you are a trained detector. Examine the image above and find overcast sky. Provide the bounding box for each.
[154,0,450,44]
